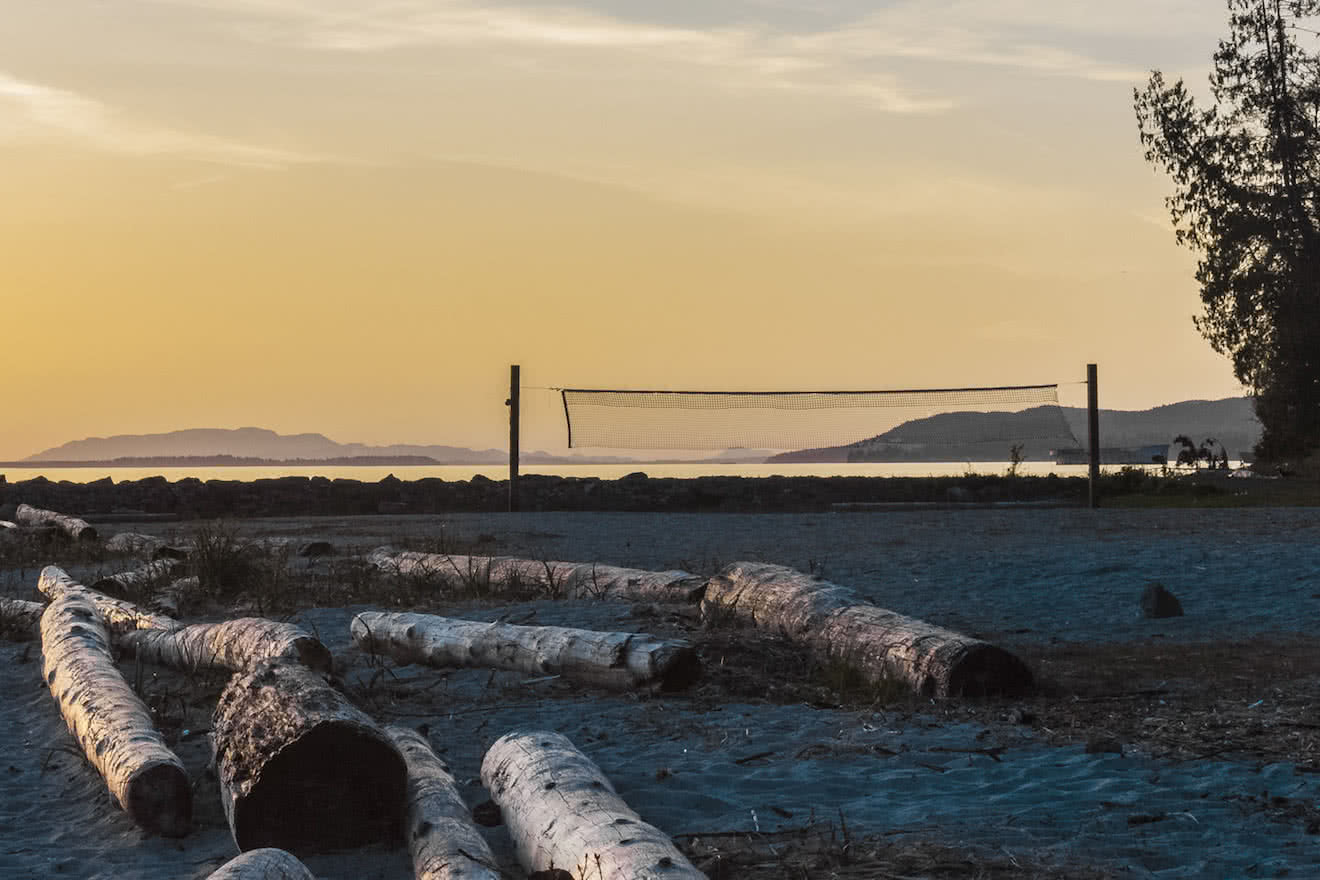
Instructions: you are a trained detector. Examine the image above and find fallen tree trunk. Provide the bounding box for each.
[352,612,699,692]
[152,575,202,617]
[206,847,315,880]
[16,503,97,541]
[211,658,407,854]
[92,558,181,596]
[40,566,331,673]
[386,726,501,880]
[701,562,1032,698]
[368,547,706,603]
[481,730,705,880]
[38,565,180,635]
[105,532,190,560]
[0,597,45,637]
[121,618,333,674]
[40,592,191,836]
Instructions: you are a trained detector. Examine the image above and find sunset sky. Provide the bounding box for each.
[1,1,1252,459]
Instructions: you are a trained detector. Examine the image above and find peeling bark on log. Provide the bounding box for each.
[211,658,407,854]
[16,503,97,541]
[386,726,501,880]
[40,566,330,673]
[92,559,181,595]
[481,730,705,880]
[368,547,706,603]
[40,593,191,836]
[701,562,1032,698]
[352,612,699,692]
[105,532,190,560]
[205,847,316,880]
[121,618,333,674]
[0,597,45,637]
[152,575,202,617]
[38,566,179,636]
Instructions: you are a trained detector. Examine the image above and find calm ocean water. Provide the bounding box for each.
[0,461,1160,484]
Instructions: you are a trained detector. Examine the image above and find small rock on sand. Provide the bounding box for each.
[1140,582,1184,619]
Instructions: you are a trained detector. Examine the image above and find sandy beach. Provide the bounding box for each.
[4,507,1320,878]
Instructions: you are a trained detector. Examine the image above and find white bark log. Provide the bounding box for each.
[91,559,181,595]
[205,847,316,880]
[105,532,190,560]
[0,519,16,529]
[386,726,501,880]
[40,592,191,836]
[481,730,704,880]
[368,547,705,603]
[211,658,407,854]
[38,565,179,636]
[152,575,202,617]
[352,612,699,692]
[16,503,97,541]
[1,597,45,637]
[701,562,1033,698]
[40,566,331,673]
[121,618,333,674]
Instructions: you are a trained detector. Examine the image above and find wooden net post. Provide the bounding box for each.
[1087,363,1100,508]
[508,364,520,513]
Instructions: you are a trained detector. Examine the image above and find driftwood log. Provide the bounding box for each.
[38,565,177,635]
[39,566,331,673]
[211,658,407,853]
[368,547,706,603]
[352,612,699,692]
[387,726,501,880]
[152,575,202,617]
[92,558,181,595]
[40,592,191,836]
[206,848,316,880]
[16,503,97,541]
[121,618,333,674]
[0,597,45,637]
[702,562,1032,697]
[481,730,705,880]
[105,532,190,560]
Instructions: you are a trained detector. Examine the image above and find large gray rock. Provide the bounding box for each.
[1140,582,1184,619]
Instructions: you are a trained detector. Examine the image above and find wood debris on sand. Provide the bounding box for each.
[211,658,407,854]
[352,611,699,691]
[368,547,706,603]
[40,592,191,836]
[481,729,707,880]
[702,562,1033,697]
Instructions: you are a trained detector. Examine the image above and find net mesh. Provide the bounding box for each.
[560,385,1080,459]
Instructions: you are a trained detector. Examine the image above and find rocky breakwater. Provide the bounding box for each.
[0,471,1084,519]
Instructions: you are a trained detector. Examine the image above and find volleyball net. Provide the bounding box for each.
[558,384,1081,461]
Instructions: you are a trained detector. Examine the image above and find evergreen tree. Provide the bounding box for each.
[1135,0,1320,461]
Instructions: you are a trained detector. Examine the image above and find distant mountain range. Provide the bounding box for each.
[13,427,766,467]
[767,397,1259,463]
[12,398,1260,467]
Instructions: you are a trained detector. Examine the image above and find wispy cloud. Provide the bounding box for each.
[150,0,1171,105]
[149,0,954,113]
[0,71,326,167]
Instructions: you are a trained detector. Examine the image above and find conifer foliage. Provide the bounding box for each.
[1136,0,1320,460]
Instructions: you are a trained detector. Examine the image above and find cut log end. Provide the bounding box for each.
[656,645,702,692]
[231,723,407,853]
[125,761,193,838]
[288,636,334,674]
[945,644,1035,698]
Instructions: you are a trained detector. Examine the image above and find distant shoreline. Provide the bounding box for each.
[0,455,446,468]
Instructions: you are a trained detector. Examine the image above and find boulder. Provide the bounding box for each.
[1140,582,1183,619]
